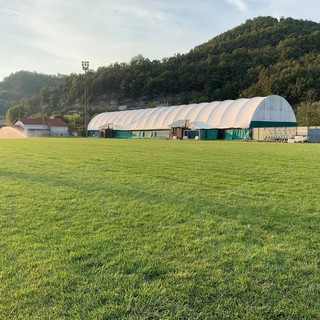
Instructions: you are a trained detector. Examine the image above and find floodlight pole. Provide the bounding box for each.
[42,106,45,136]
[82,61,89,136]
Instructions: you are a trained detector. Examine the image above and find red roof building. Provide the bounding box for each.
[14,118,69,137]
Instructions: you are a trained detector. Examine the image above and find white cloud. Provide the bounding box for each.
[2,0,216,74]
[226,0,249,12]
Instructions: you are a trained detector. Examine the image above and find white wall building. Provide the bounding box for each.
[14,118,69,137]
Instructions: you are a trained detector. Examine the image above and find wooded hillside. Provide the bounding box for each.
[2,16,320,126]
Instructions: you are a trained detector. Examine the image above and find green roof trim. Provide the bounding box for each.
[250,121,297,128]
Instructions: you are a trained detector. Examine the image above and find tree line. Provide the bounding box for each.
[2,16,320,127]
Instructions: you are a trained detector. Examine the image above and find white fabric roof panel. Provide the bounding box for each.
[88,95,296,131]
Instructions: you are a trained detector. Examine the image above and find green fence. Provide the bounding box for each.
[224,128,251,140]
[205,129,218,140]
[131,130,170,139]
[113,131,132,138]
[89,128,252,140]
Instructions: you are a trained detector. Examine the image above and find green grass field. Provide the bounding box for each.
[1,138,319,319]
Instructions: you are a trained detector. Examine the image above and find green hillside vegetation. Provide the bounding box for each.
[0,71,64,117]
[2,16,320,126]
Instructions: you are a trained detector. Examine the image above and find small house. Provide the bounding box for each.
[14,118,69,137]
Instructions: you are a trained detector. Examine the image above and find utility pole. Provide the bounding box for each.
[42,106,45,136]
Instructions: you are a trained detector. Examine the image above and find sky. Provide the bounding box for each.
[0,0,320,81]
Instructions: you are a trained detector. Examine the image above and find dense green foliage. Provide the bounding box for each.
[0,71,64,117]
[1,139,319,319]
[2,17,320,125]
[77,16,320,107]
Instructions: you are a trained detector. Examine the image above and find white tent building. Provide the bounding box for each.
[88,95,297,140]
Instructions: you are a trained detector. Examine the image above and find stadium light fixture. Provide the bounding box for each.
[82,61,89,136]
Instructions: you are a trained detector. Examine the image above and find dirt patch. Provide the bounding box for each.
[0,127,26,138]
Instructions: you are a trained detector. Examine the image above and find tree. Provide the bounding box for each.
[130,54,147,65]
[296,100,320,126]
[66,112,81,130]
[6,99,29,124]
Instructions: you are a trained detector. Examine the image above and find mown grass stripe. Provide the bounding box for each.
[0,139,319,319]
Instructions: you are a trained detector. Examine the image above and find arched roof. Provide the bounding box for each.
[88,95,296,131]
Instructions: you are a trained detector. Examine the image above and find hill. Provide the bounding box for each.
[0,71,64,117]
[2,16,320,125]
